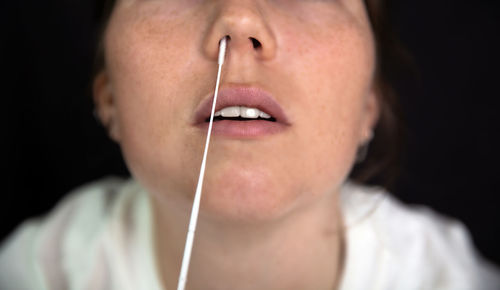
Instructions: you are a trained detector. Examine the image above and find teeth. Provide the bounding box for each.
[259,111,271,119]
[240,107,259,118]
[215,106,272,119]
[219,106,240,117]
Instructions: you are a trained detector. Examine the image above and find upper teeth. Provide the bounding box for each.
[214,106,272,119]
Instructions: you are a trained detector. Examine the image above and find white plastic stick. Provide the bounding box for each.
[177,36,228,290]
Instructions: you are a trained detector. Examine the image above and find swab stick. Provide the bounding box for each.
[177,36,228,290]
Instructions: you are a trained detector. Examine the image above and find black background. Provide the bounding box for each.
[2,1,500,266]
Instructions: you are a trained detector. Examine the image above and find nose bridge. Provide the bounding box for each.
[202,0,276,62]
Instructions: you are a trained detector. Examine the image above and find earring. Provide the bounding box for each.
[356,130,374,164]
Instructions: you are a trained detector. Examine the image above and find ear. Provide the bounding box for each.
[360,86,380,144]
[93,70,121,142]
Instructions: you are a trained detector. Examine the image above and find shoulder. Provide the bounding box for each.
[340,182,500,290]
[0,177,136,290]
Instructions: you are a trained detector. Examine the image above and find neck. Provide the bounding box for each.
[152,190,345,290]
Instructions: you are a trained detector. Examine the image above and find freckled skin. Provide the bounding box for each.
[99,0,377,222]
[93,1,380,288]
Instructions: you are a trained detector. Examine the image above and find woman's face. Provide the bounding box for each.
[96,0,378,221]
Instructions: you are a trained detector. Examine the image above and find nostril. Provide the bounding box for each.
[250,37,262,49]
[220,35,231,45]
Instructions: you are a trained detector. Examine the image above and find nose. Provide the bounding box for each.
[202,1,277,62]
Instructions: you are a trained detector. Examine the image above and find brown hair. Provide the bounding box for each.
[351,0,408,190]
[94,0,407,191]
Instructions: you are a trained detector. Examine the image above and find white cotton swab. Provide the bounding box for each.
[177,36,228,290]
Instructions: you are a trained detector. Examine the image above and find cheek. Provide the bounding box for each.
[103,9,213,198]
[275,12,376,190]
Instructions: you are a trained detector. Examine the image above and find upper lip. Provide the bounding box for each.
[193,86,290,125]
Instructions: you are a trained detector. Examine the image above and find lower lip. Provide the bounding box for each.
[196,120,287,138]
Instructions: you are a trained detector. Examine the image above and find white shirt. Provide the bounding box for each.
[1,178,499,290]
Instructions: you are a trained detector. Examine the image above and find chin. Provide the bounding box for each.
[198,168,301,224]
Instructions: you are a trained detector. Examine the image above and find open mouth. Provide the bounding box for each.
[204,106,277,123]
[194,87,289,137]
